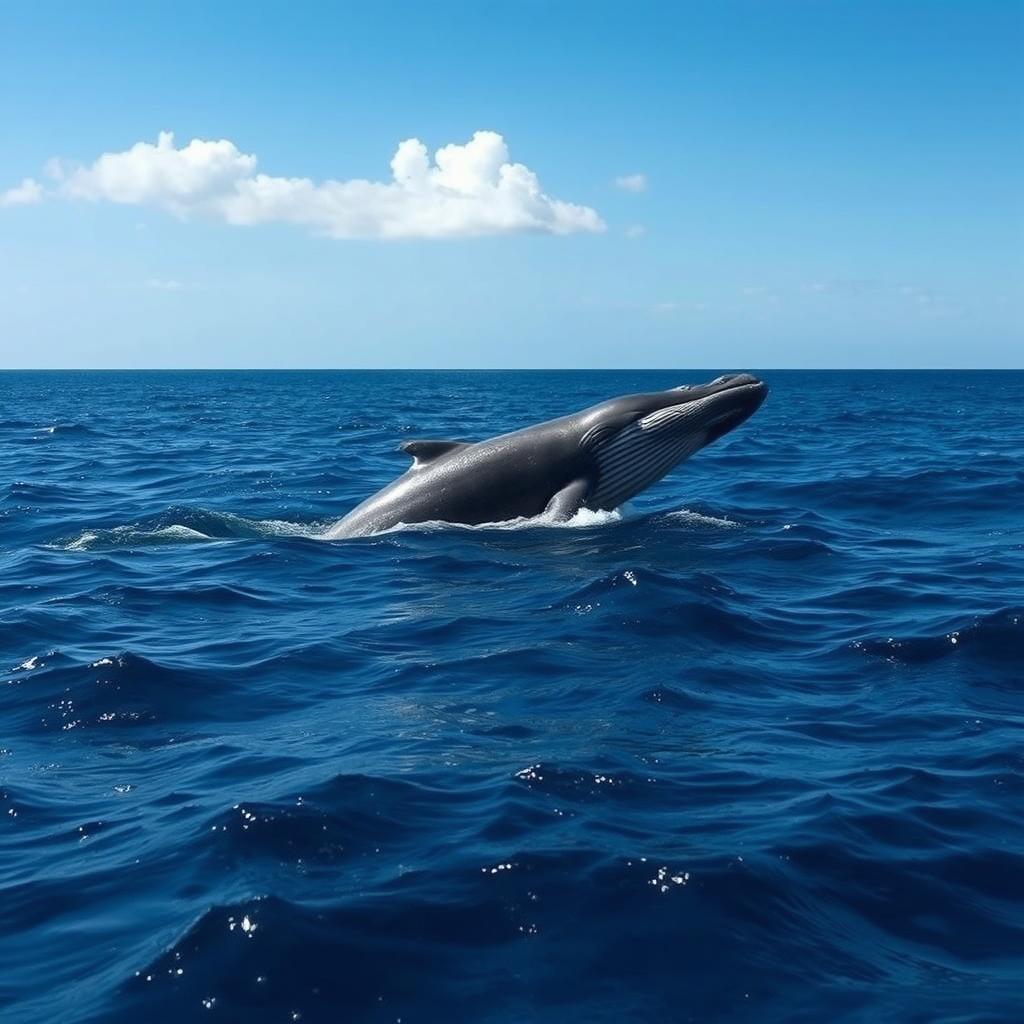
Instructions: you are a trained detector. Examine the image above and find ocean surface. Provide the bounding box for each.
[1,369,1022,1023]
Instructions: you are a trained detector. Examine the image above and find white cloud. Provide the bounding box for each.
[16,130,604,240]
[625,223,646,238]
[56,132,256,210]
[0,177,44,207]
[614,173,647,193]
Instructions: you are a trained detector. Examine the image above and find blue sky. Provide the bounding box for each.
[1,1,1020,368]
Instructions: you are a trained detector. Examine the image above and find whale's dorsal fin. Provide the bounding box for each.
[400,439,472,465]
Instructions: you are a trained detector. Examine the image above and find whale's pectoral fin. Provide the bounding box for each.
[400,439,472,465]
[544,478,591,520]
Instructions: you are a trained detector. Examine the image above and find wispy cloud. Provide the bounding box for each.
[614,173,647,193]
[0,177,44,207]
[801,279,963,317]
[145,278,184,291]
[653,300,708,314]
[897,284,963,318]
[625,223,646,239]
[802,278,880,295]
[741,285,780,305]
[5,131,605,241]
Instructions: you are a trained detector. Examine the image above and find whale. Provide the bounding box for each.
[326,373,767,539]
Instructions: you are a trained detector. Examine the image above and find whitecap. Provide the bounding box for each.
[54,524,214,551]
[322,504,627,539]
[52,511,333,551]
[216,513,326,540]
[148,525,213,542]
[64,531,99,551]
[666,509,742,529]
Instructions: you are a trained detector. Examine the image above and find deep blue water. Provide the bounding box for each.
[1,370,1022,1023]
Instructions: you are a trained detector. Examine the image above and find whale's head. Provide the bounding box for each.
[578,373,767,510]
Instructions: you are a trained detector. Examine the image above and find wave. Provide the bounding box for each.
[106,832,1023,1024]
[853,608,1024,667]
[52,507,329,551]
[52,498,761,550]
[54,504,635,549]
[0,650,262,734]
[323,505,628,539]
[665,508,742,529]
[552,567,739,614]
[34,422,102,438]
[759,466,1024,513]
[204,773,451,868]
[6,370,1024,1024]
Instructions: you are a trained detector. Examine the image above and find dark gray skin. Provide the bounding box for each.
[326,373,767,539]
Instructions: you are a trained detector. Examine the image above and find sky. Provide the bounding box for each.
[0,1,1021,369]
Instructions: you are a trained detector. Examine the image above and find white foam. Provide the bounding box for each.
[245,517,326,539]
[150,525,213,541]
[213,511,326,540]
[65,531,99,551]
[56,523,214,551]
[666,509,742,529]
[323,505,626,539]
[54,502,642,550]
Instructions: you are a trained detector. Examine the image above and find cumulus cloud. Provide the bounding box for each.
[15,130,604,240]
[614,173,647,193]
[0,177,44,207]
[56,133,257,209]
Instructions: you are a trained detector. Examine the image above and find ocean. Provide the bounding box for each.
[1,369,1021,1023]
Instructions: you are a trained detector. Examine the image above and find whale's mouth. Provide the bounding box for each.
[638,373,767,437]
[711,373,768,401]
[671,372,766,402]
[589,374,766,510]
[697,374,768,442]
[703,372,766,395]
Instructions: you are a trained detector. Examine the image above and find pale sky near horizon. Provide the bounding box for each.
[1,1,1021,369]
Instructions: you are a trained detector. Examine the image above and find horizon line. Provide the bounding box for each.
[1,366,1022,373]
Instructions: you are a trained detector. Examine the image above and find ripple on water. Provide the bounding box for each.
[2,369,1022,1024]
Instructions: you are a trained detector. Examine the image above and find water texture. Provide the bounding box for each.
[1,370,1022,1023]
